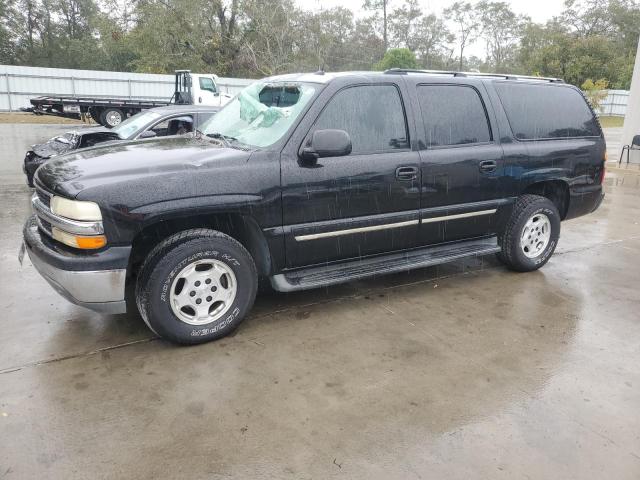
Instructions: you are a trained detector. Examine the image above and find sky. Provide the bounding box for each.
[296,0,567,57]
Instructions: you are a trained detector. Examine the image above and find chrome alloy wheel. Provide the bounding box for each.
[520,213,551,258]
[169,259,237,325]
[105,110,122,126]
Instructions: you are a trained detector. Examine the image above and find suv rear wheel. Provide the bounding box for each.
[497,194,560,272]
[135,229,258,344]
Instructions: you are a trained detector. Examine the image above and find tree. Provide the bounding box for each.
[582,78,609,112]
[443,1,480,71]
[0,0,16,63]
[388,0,422,50]
[475,1,527,72]
[240,0,301,76]
[0,0,638,89]
[374,47,417,70]
[515,0,640,89]
[413,14,454,69]
[563,0,615,36]
[363,0,389,51]
[299,7,363,71]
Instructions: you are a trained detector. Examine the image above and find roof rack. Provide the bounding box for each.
[383,68,564,83]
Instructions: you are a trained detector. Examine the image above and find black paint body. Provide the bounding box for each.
[31,72,606,279]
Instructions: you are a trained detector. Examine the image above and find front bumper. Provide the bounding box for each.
[23,216,130,314]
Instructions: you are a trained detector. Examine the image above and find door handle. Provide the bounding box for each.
[396,166,418,181]
[479,160,497,173]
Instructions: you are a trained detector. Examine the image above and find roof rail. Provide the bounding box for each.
[383,68,564,83]
[384,68,468,77]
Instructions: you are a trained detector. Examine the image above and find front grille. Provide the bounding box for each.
[32,185,53,238]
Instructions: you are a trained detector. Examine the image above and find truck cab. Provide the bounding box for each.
[174,70,232,108]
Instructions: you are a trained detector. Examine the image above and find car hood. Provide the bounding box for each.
[31,126,113,158]
[35,135,252,199]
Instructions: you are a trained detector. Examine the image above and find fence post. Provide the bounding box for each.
[71,77,76,96]
[5,74,12,112]
[609,93,614,116]
[128,79,132,98]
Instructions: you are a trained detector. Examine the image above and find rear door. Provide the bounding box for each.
[280,81,421,268]
[414,82,508,245]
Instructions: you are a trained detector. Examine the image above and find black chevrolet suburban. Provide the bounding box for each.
[22,70,606,344]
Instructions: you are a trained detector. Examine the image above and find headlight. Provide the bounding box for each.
[51,196,102,221]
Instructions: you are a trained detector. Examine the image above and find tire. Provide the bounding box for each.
[135,229,258,345]
[497,194,560,272]
[99,108,124,128]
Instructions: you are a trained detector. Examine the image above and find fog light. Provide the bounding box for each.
[52,227,107,249]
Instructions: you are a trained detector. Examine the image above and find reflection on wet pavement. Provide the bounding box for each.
[0,124,639,479]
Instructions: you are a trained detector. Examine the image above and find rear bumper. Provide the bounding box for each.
[23,216,130,314]
[565,184,604,220]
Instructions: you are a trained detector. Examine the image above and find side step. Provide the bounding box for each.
[270,236,501,292]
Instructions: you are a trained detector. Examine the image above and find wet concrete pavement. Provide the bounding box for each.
[1,124,639,479]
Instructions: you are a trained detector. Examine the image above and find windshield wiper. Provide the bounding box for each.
[206,132,238,148]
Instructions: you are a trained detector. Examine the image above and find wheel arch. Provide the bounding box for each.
[128,212,273,280]
[523,180,570,219]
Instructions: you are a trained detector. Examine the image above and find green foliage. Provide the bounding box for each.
[0,0,638,89]
[582,78,609,112]
[374,48,417,70]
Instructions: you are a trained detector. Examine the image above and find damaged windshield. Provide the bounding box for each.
[200,81,317,148]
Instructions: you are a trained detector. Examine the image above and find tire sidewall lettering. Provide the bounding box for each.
[190,307,241,337]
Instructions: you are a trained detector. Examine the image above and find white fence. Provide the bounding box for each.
[0,64,253,111]
[0,65,632,117]
[599,89,629,117]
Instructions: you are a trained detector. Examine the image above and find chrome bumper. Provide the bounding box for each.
[26,247,127,314]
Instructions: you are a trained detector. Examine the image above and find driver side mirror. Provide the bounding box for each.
[138,130,157,139]
[300,129,352,163]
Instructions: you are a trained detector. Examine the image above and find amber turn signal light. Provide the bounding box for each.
[51,227,107,249]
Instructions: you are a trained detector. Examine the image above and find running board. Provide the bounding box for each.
[270,236,501,292]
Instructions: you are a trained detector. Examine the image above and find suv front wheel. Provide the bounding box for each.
[135,229,258,344]
[497,194,561,272]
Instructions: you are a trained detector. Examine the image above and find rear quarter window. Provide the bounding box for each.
[494,82,601,140]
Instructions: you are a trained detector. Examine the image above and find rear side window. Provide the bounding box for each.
[494,83,600,140]
[313,84,409,154]
[417,84,491,148]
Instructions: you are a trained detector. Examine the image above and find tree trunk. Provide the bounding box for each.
[383,0,387,51]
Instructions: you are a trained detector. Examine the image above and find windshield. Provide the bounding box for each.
[112,111,162,139]
[200,81,317,148]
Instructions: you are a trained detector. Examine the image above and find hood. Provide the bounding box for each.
[31,126,112,159]
[35,135,252,199]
